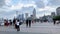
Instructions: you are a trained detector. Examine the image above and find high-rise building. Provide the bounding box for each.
[0,18,4,24]
[33,8,36,19]
[25,13,29,20]
[17,14,24,20]
[51,12,55,17]
[56,7,60,16]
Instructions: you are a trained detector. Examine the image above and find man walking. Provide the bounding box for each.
[26,16,32,28]
[26,19,28,27]
[29,20,31,27]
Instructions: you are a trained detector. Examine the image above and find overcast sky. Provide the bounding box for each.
[0,0,60,19]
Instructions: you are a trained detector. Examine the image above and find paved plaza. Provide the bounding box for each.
[0,22,60,34]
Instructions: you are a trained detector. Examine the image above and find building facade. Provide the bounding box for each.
[56,7,60,16]
[51,12,56,17]
[33,8,36,19]
[25,13,29,20]
[17,14,24,20]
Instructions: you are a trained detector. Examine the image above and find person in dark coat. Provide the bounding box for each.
[29,20,31,27]
[9,20,12,25]
[13,19,17,29]
[26,19,28,27]
[53,20,56,25]
[13,19,16,25]
[26,17,32,28]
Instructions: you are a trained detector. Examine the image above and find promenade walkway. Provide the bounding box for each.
[0,22,60,34]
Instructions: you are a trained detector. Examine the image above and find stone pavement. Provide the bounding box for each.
[0,22,60,34]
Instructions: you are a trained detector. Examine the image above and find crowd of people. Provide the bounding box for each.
[3,17,34,31]
[2,17,59,31]
[4,18,23,31]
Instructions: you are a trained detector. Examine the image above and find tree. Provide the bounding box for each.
[53,16,60,20]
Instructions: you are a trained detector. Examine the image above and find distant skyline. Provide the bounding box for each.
[0,0,60,19]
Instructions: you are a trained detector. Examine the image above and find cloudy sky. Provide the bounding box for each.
[0,0,60,19]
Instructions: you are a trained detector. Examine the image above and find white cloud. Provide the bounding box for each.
[3,14,16,19]
[0,0,5,7]
[48,0,60,6]
[9,0,36,10]
[10,3,23,10]
[5,0,11,5]
[36,14,44,18]
[36,6,56,17]
[0,0,60,19]
[38,6,56,12]
[35,0,45,8]
[24,4,36,8]
[42,0,48,6]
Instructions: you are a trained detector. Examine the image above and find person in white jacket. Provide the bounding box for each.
[16,20,20,31]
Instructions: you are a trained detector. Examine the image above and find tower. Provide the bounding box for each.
[33,8,36,19]
[56,7,60,16]
[25,13,29,20]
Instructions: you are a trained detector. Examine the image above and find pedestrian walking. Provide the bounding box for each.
[9,20,12,25]
[13,18,16,25]
[16,20,20,31]
[29,20,31,27]
[26,17,32,28]
[13,19,17,29]
[26,19,28,27]
[53,20,56,25]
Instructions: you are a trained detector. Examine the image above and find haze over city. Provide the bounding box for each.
[0,0,60,34]
[0,0,60,19]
